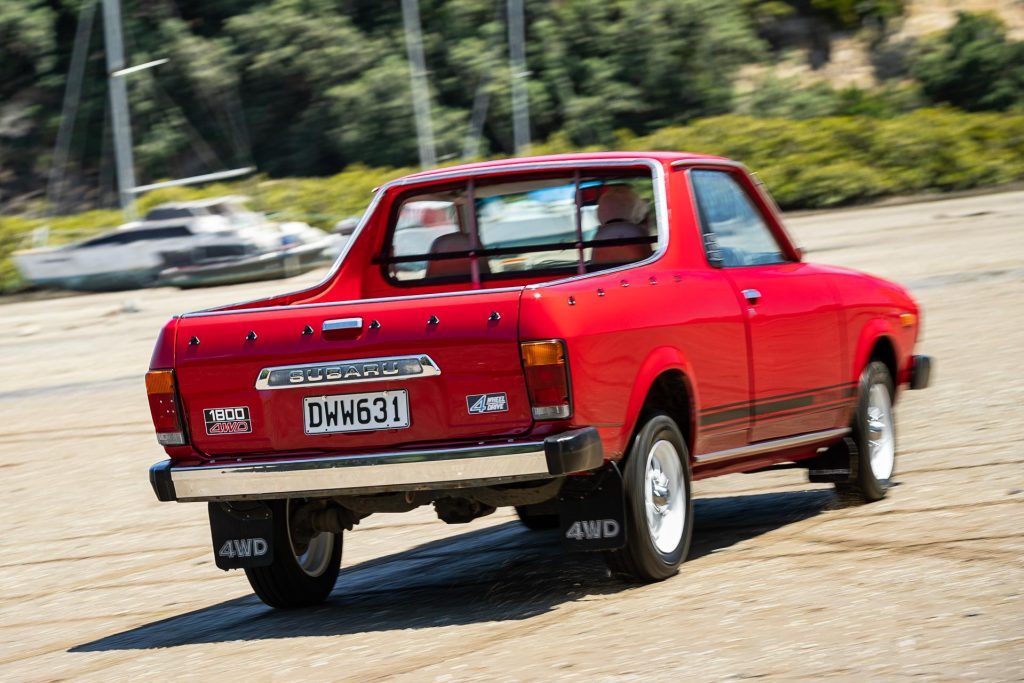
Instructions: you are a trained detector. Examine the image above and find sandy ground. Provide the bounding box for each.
[0,190,1022,681]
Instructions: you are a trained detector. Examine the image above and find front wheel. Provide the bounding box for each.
[837,361,897,502]
[605,413,693,581]
[244,499,342,609]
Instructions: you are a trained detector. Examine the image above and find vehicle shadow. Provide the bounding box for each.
[70,488,833,652]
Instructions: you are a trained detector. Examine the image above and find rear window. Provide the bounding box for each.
[382,172,658,284]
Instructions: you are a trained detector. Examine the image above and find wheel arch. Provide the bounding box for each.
[852,317,898,384]
[621,347,697,461]
[868,335,897,386]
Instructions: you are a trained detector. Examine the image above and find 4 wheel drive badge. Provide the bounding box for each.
[467,392,508,414]
[204,406,252,435]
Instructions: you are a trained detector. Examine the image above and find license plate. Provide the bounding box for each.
[304,390,410,434]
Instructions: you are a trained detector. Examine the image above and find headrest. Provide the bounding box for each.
[597,185,648,225]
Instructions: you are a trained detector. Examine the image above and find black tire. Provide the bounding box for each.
[605,412,693,581]
[244,499,342,609]
[837,361,896,503]
[515,504,560,530]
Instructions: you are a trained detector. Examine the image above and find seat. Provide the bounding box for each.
[590,184,652,266]
[590,222,652,266]
[425,232,489,279]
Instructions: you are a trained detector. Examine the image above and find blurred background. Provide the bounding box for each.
[0,0,1022,294]
[1,3,1023,677]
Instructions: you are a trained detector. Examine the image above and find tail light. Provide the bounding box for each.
[145,369,188,446]
[521,340,572,420]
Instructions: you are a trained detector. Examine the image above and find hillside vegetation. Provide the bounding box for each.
[1,3,1022,292]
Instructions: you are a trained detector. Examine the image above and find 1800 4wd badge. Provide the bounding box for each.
[204,406,252,435]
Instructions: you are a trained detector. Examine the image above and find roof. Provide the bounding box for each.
[397,151,728,183]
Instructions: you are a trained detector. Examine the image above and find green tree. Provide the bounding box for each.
[912,11,1024,111]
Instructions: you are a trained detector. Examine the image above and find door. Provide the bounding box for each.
[690,169,846,443]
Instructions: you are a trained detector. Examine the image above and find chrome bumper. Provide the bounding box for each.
[150,427,603,502]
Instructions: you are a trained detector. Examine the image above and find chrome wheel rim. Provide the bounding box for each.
[866,383,895,481]
[643,440,685,554]
[286,500,334,577]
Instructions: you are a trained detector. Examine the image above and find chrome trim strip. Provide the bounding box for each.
[322,317,363,332]
[170,441,552,501]
[696,427,850,464]
[255,354,441,390]
[181,157,669,319]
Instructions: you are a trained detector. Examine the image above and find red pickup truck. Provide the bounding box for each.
[147,152,932,608]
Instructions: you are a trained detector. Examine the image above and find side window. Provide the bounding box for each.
[690,170,786,267]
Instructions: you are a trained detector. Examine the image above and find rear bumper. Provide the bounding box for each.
[150,427,603,502]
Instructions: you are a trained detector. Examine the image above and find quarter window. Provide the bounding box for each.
[690,170,786,267]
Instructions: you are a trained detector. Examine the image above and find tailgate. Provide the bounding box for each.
[174,290,530,457]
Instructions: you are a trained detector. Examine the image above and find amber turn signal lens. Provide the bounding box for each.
[145,369,187,446]
[521,340,571,420]
[145,369,175,394]
[521,340,565,367]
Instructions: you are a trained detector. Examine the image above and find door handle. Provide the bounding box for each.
[742,288,761,305]
[322,317,363,332]
[322,317,363,339]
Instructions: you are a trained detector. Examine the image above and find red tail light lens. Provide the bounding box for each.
[521,340,571,420]
[145,370,187,446]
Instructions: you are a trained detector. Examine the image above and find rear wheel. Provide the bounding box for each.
[838,361,896,502]
[605,413,693,581]
[244,499,342,609]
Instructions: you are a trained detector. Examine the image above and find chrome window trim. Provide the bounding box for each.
[255,354,441,390]
[180,157,669,318]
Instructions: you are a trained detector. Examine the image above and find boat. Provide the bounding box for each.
[12,197,338,291]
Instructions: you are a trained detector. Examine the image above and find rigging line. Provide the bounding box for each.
[47,0,99,214]
[161,0,252,168]
[146,74,227,174]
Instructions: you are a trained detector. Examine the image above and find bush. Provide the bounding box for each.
[911,12,1024,111]
[626,108,1024,208]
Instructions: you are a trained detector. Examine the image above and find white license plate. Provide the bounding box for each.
[303,390,410,434]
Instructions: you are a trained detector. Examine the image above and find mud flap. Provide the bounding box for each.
[208,501,275,570]
[808,436,857,483]
[559,462,627,552]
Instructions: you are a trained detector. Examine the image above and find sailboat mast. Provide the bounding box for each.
[101,0,138,220]
[401,0,437,170]
[507,0,530,155]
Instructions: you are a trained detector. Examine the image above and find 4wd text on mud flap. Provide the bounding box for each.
[218,538,268,559]
[565,519,621,541]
